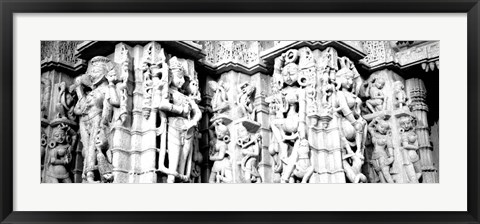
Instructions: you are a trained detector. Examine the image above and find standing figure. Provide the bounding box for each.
[393,81,408,109]
[237,125,262,183]
[367,116,395,183]
[209,80,230,114]
[45,124,74,183]
[331,64,366,157]
[398,115,422,182]
[157,57,202,183]
[73,56,120,183]
[237,82,256,120]
[281,139,314,183]
[208,119,231,183]
[56,82,77,121]
[365,77,386,113]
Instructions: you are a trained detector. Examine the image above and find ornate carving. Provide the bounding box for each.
[157,57,202,183]
[73,56,120,183]
[45,124,76,183]
[367,116,395,183]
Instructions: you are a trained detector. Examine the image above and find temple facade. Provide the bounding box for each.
[40,40,439,183]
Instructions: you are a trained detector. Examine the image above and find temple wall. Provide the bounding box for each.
[40,40,439,183]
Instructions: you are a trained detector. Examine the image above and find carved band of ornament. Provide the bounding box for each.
[111,126,159,135]
[410,105,429,112]
[418,145,433,151]
[421,165,438,172]
[111,147,158,154]
[310,146,342,153]
[309,126,340,133]
[314,168,345,175]
[113,168,157,175]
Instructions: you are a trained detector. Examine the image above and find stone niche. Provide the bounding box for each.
[40,40,439,183]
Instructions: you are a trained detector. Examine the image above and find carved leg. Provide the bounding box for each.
[366,100,375,113]
[45,176,59,183]
[301,166,314,183]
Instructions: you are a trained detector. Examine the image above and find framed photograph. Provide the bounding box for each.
[1,0,479,223]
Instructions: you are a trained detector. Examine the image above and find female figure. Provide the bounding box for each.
[73,56,120,183]
[209,80,230,114]
[332,62,366,156]
[367,116,395,183]
[237,125,262,183]
[237,82,256,120]
[341,136,367,183]
[366,77,386,113]
[209,120,230,183]
[45,124,74,183]
[157,57,202,183]
[399,115,422,182]
[393,81,408,109]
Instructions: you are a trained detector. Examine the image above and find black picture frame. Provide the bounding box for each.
[1,0,479,223]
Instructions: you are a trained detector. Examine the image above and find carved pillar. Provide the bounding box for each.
[405,78,438,183]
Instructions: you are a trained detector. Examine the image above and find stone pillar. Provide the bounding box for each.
[406,78,439,183]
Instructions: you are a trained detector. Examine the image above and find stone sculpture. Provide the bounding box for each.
[45,124,75,183]
[73,56,120,183]
[157,57,202,183]
[367,116,395,183]
[398,114,422,182]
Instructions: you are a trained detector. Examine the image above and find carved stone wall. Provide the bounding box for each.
[40,40,439,183]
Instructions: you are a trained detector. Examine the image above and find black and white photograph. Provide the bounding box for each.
[40,41,440,184]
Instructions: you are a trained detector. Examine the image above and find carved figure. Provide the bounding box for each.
[73,56,120,183]
[398,115,422,182]
[341,136,367,183]
[237,82,256,120]
[332,62,366,156]
[393,81,408,109]
[41,78,51,119]
[208,119,231,183]
[56,82,76,121]
[237,124,262,183]
[367,116,395,183]
[157,57,202,183]
[281,139,314,183]
[209,80,230,114]
[365,77,386,113]
[45,124,74,183]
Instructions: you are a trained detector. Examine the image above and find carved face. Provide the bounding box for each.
[94,129,108,150]
[52,128,66,144]
[376,120,390,134]
[171,69,185,89]
[240,83,255,97]
[375,78,386,89]
[281,63,298,86]
[89,64,108,86]
[215,123,229,140]
[399,116,414,131]
[237,126,250,144]
[188,79,199,95]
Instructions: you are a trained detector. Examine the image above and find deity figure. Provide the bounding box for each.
[367,116,395,183]
[398,115,422,182]
[237,82,256,120]
[216,152,233,183]
[393,81,408,109]
[73,56,120,183]
[209,80,230,114]
[331,60,366,157]
[281,139,314,183]
[365,77,386,113]
[157,57,202,183]
[209,119,231,183]
[45,124,75,183]
[56,82,76,121]
[237,124,262,183]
